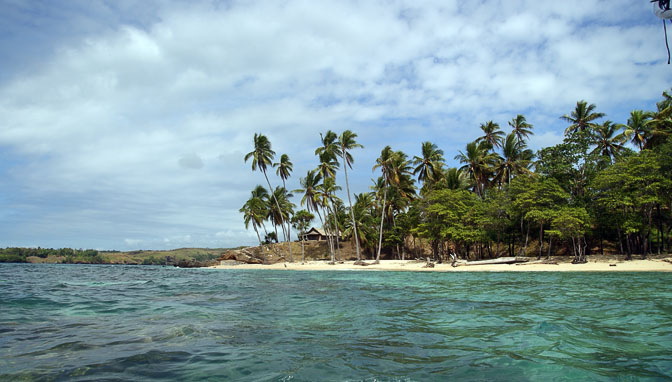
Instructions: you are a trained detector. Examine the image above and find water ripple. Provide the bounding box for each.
[1,264,671,381]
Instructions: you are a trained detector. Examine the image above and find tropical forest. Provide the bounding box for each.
[240,88,672,264]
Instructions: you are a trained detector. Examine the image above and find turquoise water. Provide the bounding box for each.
[1,264,671,381]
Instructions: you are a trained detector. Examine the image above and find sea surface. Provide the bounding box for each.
[1,264,671,381]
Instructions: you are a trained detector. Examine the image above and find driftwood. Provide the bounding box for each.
[452,257,530,267]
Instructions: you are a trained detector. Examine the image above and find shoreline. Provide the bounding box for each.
[209,258,672,272]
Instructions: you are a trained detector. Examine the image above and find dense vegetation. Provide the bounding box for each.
[242,89,672,263]
[0,247,103,263]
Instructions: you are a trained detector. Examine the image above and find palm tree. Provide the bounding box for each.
[274,154,293,189]
[412,141,445,189]
[591,121,626,162]
[442,167,466,190]
[561,100,605,135]
[273,153,294,257]
[455,141,497,198]
[476,121,505,149]
[373,146,394,263]
[646,90,672,149]
[493,133,534,186]
[508,114,534,142]
[317,176,343,262]
[240,185,271,262]
[244,133,292,260]
[338,130,364,261]
[343,192,375,256]
[295,169,341,261]
[620,110,652,151]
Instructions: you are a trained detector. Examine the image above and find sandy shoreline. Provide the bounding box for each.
[209,258,672,272]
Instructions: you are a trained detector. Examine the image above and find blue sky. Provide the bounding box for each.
[1,0,670,250]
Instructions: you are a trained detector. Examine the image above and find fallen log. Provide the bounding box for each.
[452,257,530,267]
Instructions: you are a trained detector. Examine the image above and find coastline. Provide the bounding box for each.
[209,258,672,272]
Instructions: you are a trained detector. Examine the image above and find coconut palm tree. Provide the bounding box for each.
[240,187,269,246]
[561,100,605,135]
[645,90,672,149]
[508,114,534,142]
[274,154,293,189]
[412,141,445,187]
[343,192,375,256]
[493,133,534,186]
[591,121,626,162]
[244,133,292,259]
[373,146,394,263]
[455,141,497,198]
[338,130,364,261]
[620,110,652,151]
[273,153,294,256]
[442,167,466,190]
[295,169,336,261]
[317,176,343,262]
[476,121,505,149]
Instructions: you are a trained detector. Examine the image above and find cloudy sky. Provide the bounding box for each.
[0,0,670,250]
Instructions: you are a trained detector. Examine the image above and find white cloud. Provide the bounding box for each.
[0,0,670,249]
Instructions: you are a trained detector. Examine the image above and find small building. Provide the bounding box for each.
[300,227,340,241]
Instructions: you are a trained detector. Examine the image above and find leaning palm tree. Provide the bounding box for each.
[508,114,534,142]
[591,121,626,162]
[561,100,605,136]
[620,110,652,151]
[338,130,364,261]
[412,141,445,188]
[476,121,505,149]
[240,187,269,246]
[244,133,292,260]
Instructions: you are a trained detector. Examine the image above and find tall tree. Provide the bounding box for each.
[455,141,497,198]
[273,153,294,255]
[412,141,445,188]
[476,121,505,149]
[508,114,534,142]
[240,186,270,247]
[621,110,652,151]
[338,130,364,261]
[494,133,533,186]
[373,146,394,263]
[591,121,626,162]
[244,133,292,260]
[561,100,605,135]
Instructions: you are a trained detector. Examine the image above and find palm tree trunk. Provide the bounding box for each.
[375,186,388,264]
[281,179,294,263]
[254,225,262,246]
[321,205,335,263]
[327,201,342,261]
[342,157,361,261]
[263,170,291,260]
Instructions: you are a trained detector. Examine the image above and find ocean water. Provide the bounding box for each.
[0,264,671,381]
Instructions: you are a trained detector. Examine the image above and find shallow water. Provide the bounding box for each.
[1,264,671,381]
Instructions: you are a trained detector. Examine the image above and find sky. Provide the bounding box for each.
[0,0,670,250]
